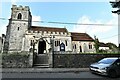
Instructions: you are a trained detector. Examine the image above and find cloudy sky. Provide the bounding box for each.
[0,0,118,46]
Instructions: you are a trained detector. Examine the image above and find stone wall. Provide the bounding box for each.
[2,52,32,68]
[2,52,120,68]
[53,54,120,68]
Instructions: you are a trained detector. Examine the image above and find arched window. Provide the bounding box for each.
[65,40,67,46]
[30,40,33,46]
[75,44,76,49]
[18,27,19,31]
[55,41,57,47]
[80,46,82,52]
[17,13,22,19]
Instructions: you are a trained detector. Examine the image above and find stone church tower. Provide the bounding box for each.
[4,5,32,52]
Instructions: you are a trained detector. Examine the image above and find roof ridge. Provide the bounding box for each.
[31,26,66,29]
[31,26,68,32]
[70,32,86,34]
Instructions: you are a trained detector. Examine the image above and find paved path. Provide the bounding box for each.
[2,72,105,78]
[1,68,89,73]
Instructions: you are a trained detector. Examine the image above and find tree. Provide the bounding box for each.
[106,42,117,49]
[94,36,99,53]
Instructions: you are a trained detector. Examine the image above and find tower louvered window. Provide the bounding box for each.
[17,13,22,19]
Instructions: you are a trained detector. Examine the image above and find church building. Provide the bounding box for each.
[0,5,97,68]
[2,5,96,54]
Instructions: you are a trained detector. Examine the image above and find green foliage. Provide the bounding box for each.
[94,36,100,53]
[106,42,117,49]
[99,49,107,53]
[119,44,120,52]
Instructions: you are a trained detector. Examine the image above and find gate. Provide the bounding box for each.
[34,54,49,68]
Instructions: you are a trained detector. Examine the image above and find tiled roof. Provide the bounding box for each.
[30,26,68,32]
[71,32,94,41]
[30,26,94,41]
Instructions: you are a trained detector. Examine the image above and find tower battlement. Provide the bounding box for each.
[12,5,30,11]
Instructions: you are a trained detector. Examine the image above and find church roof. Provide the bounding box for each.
[71,32,94,41]
[30,26,94,41]
[31,26,68,33]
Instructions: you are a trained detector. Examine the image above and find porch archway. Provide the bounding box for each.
[38,40,46,54]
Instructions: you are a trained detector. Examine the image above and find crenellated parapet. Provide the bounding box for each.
[26,30,71,37]
[12,5,30,11]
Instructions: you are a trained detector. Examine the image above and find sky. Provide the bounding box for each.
[0,0,119,46]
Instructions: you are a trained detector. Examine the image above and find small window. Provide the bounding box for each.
[18,27,19,31]
[89,44,92,49]
[30,40,32,46]
[80,46,82,52]
[57,41,59,46]
[2,39,3,44]
[58,41,60,46]
[65,40,67,46]
[30,40,34,46]
[55,41,57,47]
[54,41,56,46]
[17,13,22,19]
[75,44,76,49]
